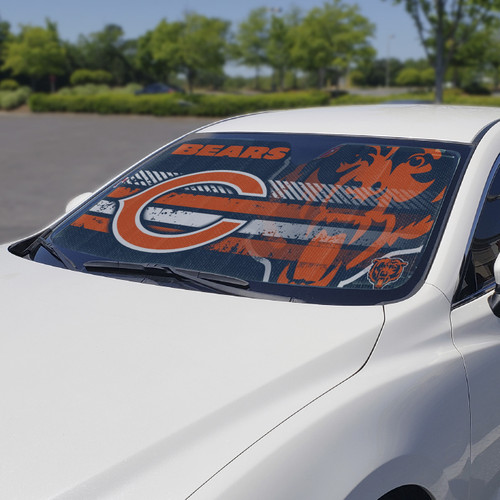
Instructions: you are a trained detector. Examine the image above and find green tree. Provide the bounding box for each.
[177,13,229,93]
[69,69,112,86]
[0,17,10,57]
[135,27,175,84]
[290,0,375,88]
[0,17,12,81]
[394,65,434,87]
[355,57,404,87]
[266,8,301,91]
[2,20,66,90]
[148,14,229,93]
[147,20,184,84]
[445,19,500,89]
[420,67,436,86]
[232,7,270,89]
[483,29,500,90]
[395,67,421,86]
[388,0,500,102]
[75,24,136,85]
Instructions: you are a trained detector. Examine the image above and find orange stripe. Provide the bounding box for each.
[71,214,110,233]
[108,187,141,198]
[432,187,446,203]
[155,192,363,223]
[147,225,183,233]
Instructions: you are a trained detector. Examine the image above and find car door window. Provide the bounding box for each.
[455,166,500,302]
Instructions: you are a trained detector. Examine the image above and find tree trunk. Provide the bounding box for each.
[318,67,326,89]
[49,75,56,93]
[435,45,445,102]
[278,67,285,91]
[187,68,195,94]
[493,65,500,91]
[434,0,445,103]
[452,66,460,88]
[254,65,261,91]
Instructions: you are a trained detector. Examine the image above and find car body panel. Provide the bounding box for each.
[0,247,383,498]
[452,294,500,500]
[202,105,500,143]
[190,285,470,500]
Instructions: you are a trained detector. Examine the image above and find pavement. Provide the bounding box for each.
[0,113,213,243]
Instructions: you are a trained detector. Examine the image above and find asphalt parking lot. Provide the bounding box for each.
[0,113,213,243]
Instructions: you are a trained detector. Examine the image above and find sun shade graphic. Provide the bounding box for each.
[65,137,460,291]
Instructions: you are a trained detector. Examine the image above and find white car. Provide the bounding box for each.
[3,104,500,500]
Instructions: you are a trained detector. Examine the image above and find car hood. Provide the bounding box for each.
[0,247,384,499]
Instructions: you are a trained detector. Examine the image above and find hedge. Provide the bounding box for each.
[28,90,330,117]
[70,69,113,86]
[0,79,20,91]
[0,87,31,110]
[444,94,500,107]
[56,82,142,96]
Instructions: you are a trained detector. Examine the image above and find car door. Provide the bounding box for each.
[451,163,500,500]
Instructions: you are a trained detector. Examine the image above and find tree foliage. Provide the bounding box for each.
[147,19,184,83]
[136,28,172,83]
[290,0,375,88]
[232,8,270,89]
[389,0,500,102]
[2,20,66,89]
[5,1,500,96]
[482,28,500,89]
[145,14,229,93]
[395,66,434,86]
[354,57,404,86]
[267,8,302,91]
[70,69,112,86]
[73,24,136,85]
[178,13,230,92]
[0,17,12,81]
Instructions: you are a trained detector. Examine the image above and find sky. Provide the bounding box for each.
[0,0,426,67]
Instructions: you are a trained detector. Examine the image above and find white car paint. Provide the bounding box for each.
[203,104,500,142]
[0,248,383,499]
[193,284,470,500]
[4,105,500,499]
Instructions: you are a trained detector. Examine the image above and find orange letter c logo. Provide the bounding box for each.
[112,170,266,252]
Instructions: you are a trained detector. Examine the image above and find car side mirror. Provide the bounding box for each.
[488,254,500,317]
[65,192,93,213]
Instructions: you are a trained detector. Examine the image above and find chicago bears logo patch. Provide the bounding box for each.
[368,258,408,289]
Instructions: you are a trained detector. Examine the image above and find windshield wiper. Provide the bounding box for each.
[83,260,290,300]
[30,234,77,270]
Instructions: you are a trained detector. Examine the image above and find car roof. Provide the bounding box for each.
[200,104,500,143]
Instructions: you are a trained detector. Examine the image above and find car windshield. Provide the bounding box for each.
[37,132,469,305]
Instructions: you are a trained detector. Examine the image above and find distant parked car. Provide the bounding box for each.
[134,82,184,95]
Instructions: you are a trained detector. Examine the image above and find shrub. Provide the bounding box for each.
[331,94,385,105]
[462,81,491,96]
[443,93,500,107]
[70,69,113,86]
[0,79,19,91]
[0,87,31,110]
[58,84,111,96]
[29,90,331,116]
[349,70,365,87]
[112,83,143,94]
[57,83,142,96]
[395,68,422,87]
[420,68,435,87]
